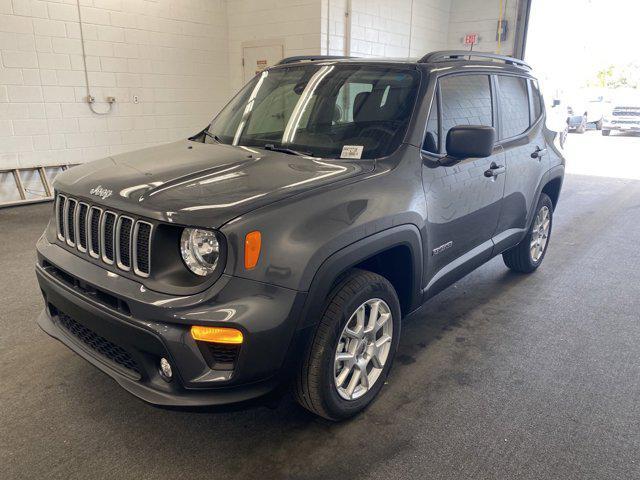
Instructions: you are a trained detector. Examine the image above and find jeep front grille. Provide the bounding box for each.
[55,194,153,278]
[612,108,640,117]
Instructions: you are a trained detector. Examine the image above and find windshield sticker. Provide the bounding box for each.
[340,145,364,159]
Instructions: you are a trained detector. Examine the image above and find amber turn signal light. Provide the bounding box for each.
[191,326,243,344]
[244,231,261,270]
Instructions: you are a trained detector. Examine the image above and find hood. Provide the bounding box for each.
[53,140,373,228]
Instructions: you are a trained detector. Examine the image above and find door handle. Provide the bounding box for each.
[484,162,505,178]
[531,146,547,159]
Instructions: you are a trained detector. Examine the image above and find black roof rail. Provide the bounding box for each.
[418,50,531,70]
[275,55,354,65]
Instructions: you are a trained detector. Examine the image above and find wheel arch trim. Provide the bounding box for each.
[297,224,423,330]
[526,165,564,230]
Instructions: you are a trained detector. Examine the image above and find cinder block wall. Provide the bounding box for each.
[0,0,229,170]
[321,0,451,58]
[447,0,517,55]
[227,0,322,91]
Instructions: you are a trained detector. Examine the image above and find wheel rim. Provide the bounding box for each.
[530,205,551,262]
[334,298,393,401]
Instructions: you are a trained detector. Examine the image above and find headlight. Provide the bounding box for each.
[180,228,220,276]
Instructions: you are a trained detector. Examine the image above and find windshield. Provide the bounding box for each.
[206,64,420,159]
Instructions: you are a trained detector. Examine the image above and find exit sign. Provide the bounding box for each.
[464,33,479,46]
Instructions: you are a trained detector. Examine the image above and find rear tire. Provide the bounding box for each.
[602,129,611,136]
[503,193,553,273]
[293,269,401,421]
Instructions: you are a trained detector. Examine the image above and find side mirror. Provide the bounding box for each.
[445,125,496,160]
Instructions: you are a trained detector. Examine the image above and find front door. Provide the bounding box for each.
[421,74,506,296]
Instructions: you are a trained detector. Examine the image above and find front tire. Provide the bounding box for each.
[503,193,553,273]
[293,269,401,420]
[602,129,611,136]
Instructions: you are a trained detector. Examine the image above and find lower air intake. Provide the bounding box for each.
[56,309,141,378]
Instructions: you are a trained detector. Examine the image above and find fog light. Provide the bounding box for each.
[159,357,173,381]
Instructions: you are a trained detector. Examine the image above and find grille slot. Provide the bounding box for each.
[65,198,77,246]
[101,211,116,264]
[116,217,133,270]
[56,195,66,241]
[55,308,141,378]
[77,203,89,252]
[55,194,152,278]
[133,221,152,277]
[88,207,102,258]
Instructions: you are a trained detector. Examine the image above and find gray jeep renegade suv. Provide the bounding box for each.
[35,51,565,420]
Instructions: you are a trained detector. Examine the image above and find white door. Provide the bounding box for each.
[242,43,284,84]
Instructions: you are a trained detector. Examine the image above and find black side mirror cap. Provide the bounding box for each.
[445,125,496,159]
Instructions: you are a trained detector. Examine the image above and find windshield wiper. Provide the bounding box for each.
[203,130,223,143]
[263,144,313,157]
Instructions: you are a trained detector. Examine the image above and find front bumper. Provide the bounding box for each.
[603,120,640,132]
[36,235,308,407]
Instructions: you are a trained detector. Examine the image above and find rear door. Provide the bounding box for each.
[493,75,548,253]
[421,73,506,294]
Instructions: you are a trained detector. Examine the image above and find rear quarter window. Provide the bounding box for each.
[497,75,530,139]
[529,79,543,122]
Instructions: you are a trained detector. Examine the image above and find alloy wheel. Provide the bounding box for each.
[530,205,551,262]
[334,298,393,401]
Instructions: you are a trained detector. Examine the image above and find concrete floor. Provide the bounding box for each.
[2,132,640,479]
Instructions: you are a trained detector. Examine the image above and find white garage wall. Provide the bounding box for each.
[0,0,229,170]
[226,0,322,91]
[409,0,451,55]
[322,0,451,58]
[446,0,517,55]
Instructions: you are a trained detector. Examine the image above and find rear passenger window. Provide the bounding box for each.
[440,75,493,140]
[529,79,543,122]
[497,76,530,138]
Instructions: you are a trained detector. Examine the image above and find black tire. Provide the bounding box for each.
[293,269,401,420]
[602,129,611,136]
[503,193,553,273]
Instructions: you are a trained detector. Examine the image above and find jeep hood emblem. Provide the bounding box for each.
[89,185,113,200]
